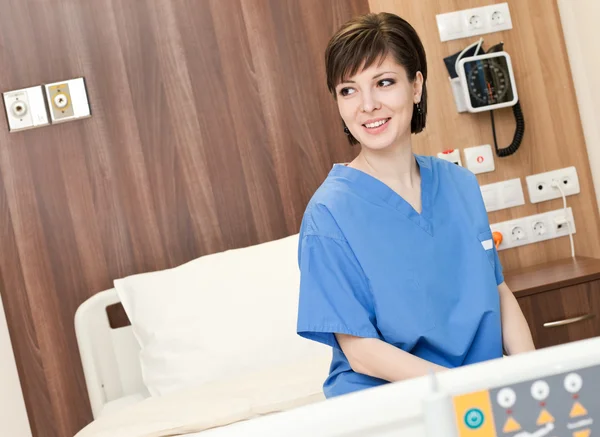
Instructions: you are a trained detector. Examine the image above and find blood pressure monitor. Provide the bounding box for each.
[457,52,518,113]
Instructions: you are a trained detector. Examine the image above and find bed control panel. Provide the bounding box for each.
[450,365,599,437]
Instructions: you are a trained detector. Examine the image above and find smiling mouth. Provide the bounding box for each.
[363,118,391,129]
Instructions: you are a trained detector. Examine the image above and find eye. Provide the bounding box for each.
[339,87,356,97]
[378,78,396,87]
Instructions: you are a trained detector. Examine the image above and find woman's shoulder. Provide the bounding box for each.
[300,171,352,241]
[427,155,481,195]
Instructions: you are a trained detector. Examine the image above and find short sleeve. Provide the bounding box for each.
[296,234,380,349]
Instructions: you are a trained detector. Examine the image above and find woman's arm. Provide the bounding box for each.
[335,334,446,382]
[498,281,536,354]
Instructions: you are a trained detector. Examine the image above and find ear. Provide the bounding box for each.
[413,71,424,104]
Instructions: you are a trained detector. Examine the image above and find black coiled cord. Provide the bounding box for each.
[490,100,525,157]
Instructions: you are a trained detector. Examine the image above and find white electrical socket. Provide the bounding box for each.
[490,207,575,251]
[491,10,506,26]
[467,14,483,31]
[526,166,580,203]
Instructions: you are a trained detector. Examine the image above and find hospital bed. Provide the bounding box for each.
[75,286,600,437]
[74,234,600,436]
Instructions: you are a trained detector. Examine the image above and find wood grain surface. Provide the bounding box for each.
[505,256,600,298]
[0,1,368,435]
[517,280,600,349]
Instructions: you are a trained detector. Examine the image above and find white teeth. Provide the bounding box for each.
[365,119,388,128]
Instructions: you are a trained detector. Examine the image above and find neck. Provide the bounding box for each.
[351,136,419,188]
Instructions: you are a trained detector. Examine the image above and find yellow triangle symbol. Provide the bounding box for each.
[503,416,521,433]
[573,429,591,437]
[570,401,588,418]
[537,408,555,425]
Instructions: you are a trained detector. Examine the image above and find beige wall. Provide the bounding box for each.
[0,295,32,437]
[558,0,600,211]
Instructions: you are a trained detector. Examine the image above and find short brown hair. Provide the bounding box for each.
[325,12,427,144]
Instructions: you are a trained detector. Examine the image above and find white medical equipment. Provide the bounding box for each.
[457,51,519,113]
[445,39,525,158]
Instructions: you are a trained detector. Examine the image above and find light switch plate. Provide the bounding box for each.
[44,78,91,124]
[465,144,495,174]
[2,86,49,132]
[526,166,580,203]
[480,178,524,212]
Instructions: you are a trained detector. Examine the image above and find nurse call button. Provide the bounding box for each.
[464,408,485,429]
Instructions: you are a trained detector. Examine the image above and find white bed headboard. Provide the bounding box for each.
[75,288,147,418]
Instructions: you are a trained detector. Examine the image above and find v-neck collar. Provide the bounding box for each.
[330,154,433,235]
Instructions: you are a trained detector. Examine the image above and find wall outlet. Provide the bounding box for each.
[510,225,526,242]
[467,14,483,31]
[436,3,512,42]
[532,220,548,237]
[2,86,49,132]
[491,10,506,26]
[490,207,575,251]
[44,78,91,124]
[526,166,580,203]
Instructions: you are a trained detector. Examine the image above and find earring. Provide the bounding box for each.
[343,126,350,135]
[416,102,422,115]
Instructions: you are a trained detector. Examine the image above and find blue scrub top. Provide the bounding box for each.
[296,154,504,398]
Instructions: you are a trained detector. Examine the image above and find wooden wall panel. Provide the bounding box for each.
[0,1,369,436]
[368,0,600,270]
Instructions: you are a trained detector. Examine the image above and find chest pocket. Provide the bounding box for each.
[478,230,496,269]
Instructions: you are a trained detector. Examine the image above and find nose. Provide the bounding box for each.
[361,89,381,113]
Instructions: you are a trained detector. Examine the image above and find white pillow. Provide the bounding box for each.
[114,234,331,397]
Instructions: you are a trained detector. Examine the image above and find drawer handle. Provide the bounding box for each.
[543,314,595,328]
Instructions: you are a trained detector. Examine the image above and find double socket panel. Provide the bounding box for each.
[526,166,580,203]
[436,2,513,42]
[490,207,575,251]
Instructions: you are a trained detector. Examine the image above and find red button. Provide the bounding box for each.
[477,156,484,163]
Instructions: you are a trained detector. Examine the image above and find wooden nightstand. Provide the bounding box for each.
[505,256,600,349]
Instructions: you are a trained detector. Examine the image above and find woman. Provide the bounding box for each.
[296,12,535,399]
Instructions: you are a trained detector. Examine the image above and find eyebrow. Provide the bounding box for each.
[339,71,397,85]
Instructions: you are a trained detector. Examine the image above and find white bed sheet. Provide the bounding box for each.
[75,356,328,437]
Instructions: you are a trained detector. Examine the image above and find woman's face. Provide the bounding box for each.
[335,54,423,152]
